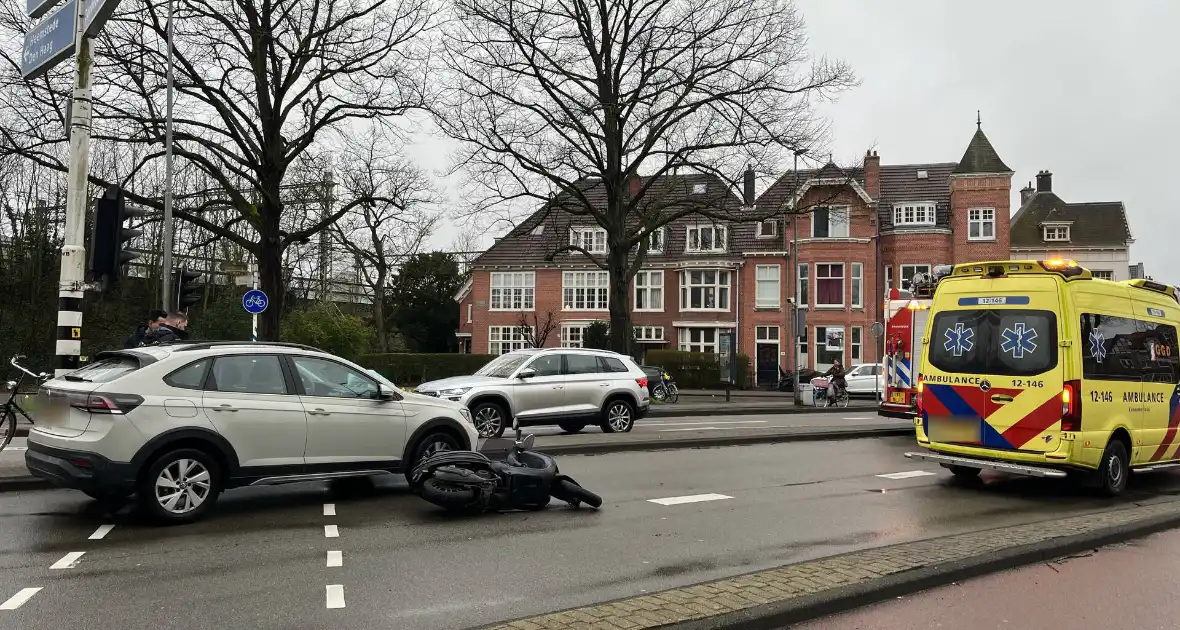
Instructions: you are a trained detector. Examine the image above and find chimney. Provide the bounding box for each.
[863,149,880,199]
[1019,181,1035,206]
[743,166,755,206]
[626,174,642,197]
[1035,170,1052,193]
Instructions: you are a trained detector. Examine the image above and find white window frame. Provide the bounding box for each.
[900,264,931,290]
[1092,270,1114,281]
[814,263,845,308]
[489,325,531,354]
[634,270,664,312]
[851,327,863,363]
[757,220,777,238]
[968,207,996,241]
[1043,225,1070,242]
[489,271,535,311]
[892,203,936,226]
[679,269,731,311]
[756,325,779,341]
[811,206,850,239]
[645,227,665,254]
[634,326,665,343]
[885,265,894,294]
[679,327,723,353]
[562,271,609,311]
[569,226,607,253]
[560,323,591,348]
[797,263,809,309]
[755,264,780,309]
[466,303,472,324]
[851,263,863,309]
[686,225,727,253]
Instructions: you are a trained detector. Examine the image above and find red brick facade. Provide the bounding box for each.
[456,125,1013,387]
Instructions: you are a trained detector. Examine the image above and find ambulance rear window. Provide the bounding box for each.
[929,309,1057,377]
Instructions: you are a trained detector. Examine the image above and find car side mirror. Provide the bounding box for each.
[517,367,537,379]
[377,384,398,401]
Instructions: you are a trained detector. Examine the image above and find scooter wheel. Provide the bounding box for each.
[420,478,483,513]
[555,479,602,508]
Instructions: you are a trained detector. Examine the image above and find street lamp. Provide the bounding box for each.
[160,0,177,310]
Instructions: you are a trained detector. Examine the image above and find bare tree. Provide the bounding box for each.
[0,0,434,339]
[436,0,856,352]
[517,310,558,348]
[332,128,438,351]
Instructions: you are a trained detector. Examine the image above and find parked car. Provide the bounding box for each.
[844,363,885,398]
[778,367,822,392]
[24,341,478,524]
[416,348,650,438]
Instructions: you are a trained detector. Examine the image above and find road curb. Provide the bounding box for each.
[664,509,1180,630]
[540,427,913,456]
[645,405,875,418]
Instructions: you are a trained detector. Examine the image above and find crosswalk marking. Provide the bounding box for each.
[88,524,115,540]
[50,552,85,570]
[0,588,41,610]
[326,551,342,568]
[648,493,733,506]
[877,470,938,480]
[324,525,339,538]
[326,584,346,609]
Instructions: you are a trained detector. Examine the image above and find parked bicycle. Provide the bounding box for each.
[651,369,679,403]
[1,356,50,452]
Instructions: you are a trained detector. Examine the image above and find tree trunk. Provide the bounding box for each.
[607,248,631,356]
[373,282,388,352]
[257,234,284,341]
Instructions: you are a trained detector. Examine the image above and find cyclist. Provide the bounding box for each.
[821,359,848,404]
[124,310,168,348]
[142,311,190,345]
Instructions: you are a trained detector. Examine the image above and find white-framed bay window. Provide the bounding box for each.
[489,271,535,311]
[560,322,593,348]
[968,208,996,241]
[634,270,664,311]
[489,326,530,354]
[680,269,731,311]
[755,264,780,309]
[815,263,844,307]
[892,203,936,226]
[569,227,607,253]
[562,271,609,310]
[679,327,730,353]
[686,225,727,253]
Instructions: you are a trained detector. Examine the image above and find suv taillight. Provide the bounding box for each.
[70,393,144,415]
[1061,380,1081,431]
[636,378,648,389]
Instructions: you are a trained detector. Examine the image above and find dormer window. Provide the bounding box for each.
[569,227,607,253]
[686,225,726,253]
[692,183,707,195]
[892,203,936,226]
[757,220,777,238]
[1043,225,1070,242]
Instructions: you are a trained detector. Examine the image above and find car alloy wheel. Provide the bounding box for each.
[422,438,453,458]
[607,402,632,432]
[155,458,212,515]
[472,405,504,438]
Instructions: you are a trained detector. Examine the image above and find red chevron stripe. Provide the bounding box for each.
[1151,402,1180,461]
[1000,396,1062,449]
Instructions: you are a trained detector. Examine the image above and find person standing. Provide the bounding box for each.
[141,311,190,345]
[124,310,168,348]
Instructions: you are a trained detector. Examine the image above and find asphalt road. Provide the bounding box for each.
[527,411,890,437]
[5,436,1180,630]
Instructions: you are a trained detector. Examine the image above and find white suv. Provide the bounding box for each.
[25,342,478,523]
[416,348,650,438]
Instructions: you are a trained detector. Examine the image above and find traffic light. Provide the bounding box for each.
[87,185,144,290]
[173,267,203,310]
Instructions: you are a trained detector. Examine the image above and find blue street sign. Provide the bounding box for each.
[242,289,269,314]
[27,0,61,20]
[84,0,121,37]
[22,0,77,80]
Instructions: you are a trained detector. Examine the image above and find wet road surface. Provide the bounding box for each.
[795,526,1180,630]
[4,436,1180,629]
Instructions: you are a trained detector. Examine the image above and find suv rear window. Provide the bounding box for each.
[928,309,1057,377]
[66,355,141,383]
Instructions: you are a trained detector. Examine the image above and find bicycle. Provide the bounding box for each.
[649,370,679,403]
[1,356,50,453]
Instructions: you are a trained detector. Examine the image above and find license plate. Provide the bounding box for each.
[927,415,981,443]
[889,391,908,404]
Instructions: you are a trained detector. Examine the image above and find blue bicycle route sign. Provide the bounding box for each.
[242,290,268,314]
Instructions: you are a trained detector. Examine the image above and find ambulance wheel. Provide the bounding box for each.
[946,465,981,479]
[1095,440,1129,497]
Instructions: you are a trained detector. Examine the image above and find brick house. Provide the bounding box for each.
[455,123,1013,386]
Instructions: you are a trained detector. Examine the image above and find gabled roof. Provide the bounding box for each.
[954,127,1012,175]
[877,162,957,229]
[754,164,867,214]
[1010,191,1131,248]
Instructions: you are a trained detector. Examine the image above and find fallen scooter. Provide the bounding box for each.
[408,419,602,513]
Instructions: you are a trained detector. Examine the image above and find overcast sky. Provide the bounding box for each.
[410,0,1180,278]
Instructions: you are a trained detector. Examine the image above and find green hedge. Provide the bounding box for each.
[358,353,495,386]
[644,350,751,389]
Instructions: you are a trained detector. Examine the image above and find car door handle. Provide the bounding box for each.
[308,408,331,416]
[551,386,564,390]
[599,383,610,387]
[215,404,238,412]
[991,394,1014,403]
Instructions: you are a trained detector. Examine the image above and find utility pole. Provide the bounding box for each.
[790,149,804,405]
[56,6,94,377]
[159,0,176,310]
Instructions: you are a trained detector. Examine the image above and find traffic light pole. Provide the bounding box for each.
[56,25,95,376]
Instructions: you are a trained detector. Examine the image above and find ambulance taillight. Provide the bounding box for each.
[1061,380,1082,431]
[915,376,925,415]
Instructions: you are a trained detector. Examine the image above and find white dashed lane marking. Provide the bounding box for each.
[649,420,769,426]
[648,493,733,506]
[324,525,339,538]
[324,503,336,517]
[50,552,85,570]
[877,470,938,480]
[0,588,41,610]
[88,524,115,540]
[326,551,342,568]
[326,584,346,609]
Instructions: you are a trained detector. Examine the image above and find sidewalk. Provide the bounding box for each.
[484,498,1180,630]
[646,398,874,418]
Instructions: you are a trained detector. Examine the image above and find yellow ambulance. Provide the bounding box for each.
[905,259,1179,496]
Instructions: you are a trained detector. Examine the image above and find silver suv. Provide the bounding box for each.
[416,348,650,438]
[25,342,478,524]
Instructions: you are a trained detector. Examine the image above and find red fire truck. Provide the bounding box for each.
[877,265,951,419]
